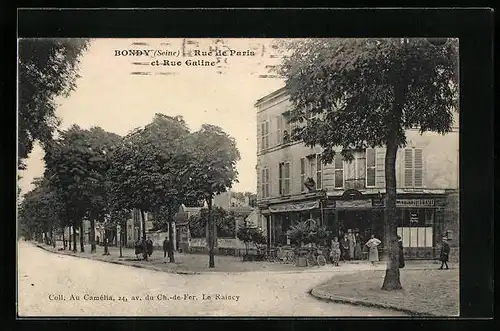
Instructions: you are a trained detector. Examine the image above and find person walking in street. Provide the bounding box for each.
[365,234,382,266]
[439,236,450,270]
[397,235,405,269]
[134,239,142,259]
[330,237,341,266]
[163,237,169,258]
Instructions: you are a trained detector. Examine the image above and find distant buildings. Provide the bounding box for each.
[255,87,459,260]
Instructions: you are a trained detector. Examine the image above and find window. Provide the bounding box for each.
[397,209,434,248]
[276,115,283,145]
[334,154,344,188]
[300,158,306,192]
[277,113,293,145]
[260,121,269,150]
[279,162,291,195]
[366,148,376,187]
[404,148,423,187]
[261,168,269,198]
[316,154,323,190]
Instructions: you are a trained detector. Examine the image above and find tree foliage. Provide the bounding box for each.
[18,38,89,168]
[286,220,331,247]
[188,207,235,238]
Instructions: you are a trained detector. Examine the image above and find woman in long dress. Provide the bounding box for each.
[347,230,355,260]
[330,237,341,266]
[365,234,382,266]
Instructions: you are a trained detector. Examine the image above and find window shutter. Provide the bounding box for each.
[404,149,413,187]
[276,115,283,145]
[257,122,263,151]
[375,148,385,187]
[414,149,423,187]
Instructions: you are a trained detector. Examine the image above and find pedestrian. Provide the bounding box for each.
[146,237,153,257]
[340,234,349,262]
[397,235,405,269]
[347,229,355,261]
[134,239,142,259]
[330,237,341,266]
[439,236,450,270]
[365,234,382,266]
[354,233,363,260]
[163,237,169,258]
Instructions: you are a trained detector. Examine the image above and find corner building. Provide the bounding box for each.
[255,88,459,260]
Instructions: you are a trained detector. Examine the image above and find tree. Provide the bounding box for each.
[18,38,89,169]
[44,125,121,253]
[108,114,191,261]
[184,125,241,268]
[277,38,458,290]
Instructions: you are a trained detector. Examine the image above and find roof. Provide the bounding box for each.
[254,86,287,108]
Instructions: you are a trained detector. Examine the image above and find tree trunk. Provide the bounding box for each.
[104,229,110,255]
[207,197,215,268]
[381,52,408,290]
[62,228,66,249]
[72,225,77,252]
[68,227,72,250]
[79,220,85,252]
[381,140,402,291]
[140,209,148,261]
[51,226,56,248]
[90,218,96,253]
[119,221,124,258]
[168,206,175,263]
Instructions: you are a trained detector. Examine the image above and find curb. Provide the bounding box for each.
[33,243,199,275]
[308,288,435,317]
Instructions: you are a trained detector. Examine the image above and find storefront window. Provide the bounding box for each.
[397,208,434,248]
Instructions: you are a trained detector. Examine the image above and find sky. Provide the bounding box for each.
[18,38,287,196]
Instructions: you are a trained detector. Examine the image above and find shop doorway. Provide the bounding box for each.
[337,209,372,242]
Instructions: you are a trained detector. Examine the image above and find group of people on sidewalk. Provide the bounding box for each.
[329,232,452,269]
[329,233,385,267]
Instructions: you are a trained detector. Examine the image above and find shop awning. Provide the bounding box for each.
[269,200,320,213]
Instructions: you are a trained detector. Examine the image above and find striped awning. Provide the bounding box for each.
[269,200,320,213]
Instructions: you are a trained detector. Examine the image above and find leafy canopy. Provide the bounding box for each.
[183,124,241,201]
[276,38,459,163]
[18,38,89,167]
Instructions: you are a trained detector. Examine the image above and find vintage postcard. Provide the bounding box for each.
[17,37,460,317]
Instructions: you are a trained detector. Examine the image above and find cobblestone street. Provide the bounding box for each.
[18,241,407,316]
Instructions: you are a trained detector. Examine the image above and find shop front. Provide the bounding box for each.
[324,191,447,260]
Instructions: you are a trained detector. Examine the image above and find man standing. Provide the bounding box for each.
[439,236,450,270]
[163,237,169,258]
[397,235,405,269]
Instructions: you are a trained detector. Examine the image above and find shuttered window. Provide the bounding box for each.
[334,154,344,188]
[260,121,269,150]
[404,148,423,187]
[261,168,269,198]
[300,158,306,192]
[316,154,323,189]
[279,162,291,195]
[366,148,376,187]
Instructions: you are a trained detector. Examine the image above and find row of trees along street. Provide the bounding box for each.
[18,38,458,286]
[19,115,240,268]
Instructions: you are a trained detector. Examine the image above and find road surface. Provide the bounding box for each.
[17,241,406,317]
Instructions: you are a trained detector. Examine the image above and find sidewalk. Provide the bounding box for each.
[310,266,460,316]
[30,241,445,275]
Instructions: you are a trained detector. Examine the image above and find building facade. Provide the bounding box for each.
[255,88,459,260]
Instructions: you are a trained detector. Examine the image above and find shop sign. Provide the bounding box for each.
[396,199,435,208]
[323,200,336,209]
[336,200,372,209]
